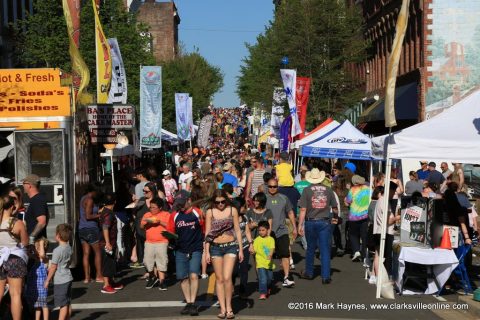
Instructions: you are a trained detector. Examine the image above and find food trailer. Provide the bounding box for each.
[0,68,83,246]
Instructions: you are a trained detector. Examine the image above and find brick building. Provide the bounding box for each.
[351,0,425,134]
[135,0,180,63]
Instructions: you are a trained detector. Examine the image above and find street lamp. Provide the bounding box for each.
[281,56,289,68]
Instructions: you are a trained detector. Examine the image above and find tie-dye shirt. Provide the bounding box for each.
[345,185,371,221]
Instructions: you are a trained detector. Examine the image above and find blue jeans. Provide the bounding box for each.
[233,246,250,292]
[305,219,332,279]
[257,268,273,294]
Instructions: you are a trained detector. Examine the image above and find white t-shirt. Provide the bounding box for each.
[174,155,181,167]
[179,172,193,190]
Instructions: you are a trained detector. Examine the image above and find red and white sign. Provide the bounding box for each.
[86,104,134,143]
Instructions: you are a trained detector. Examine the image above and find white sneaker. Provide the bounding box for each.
[283,276,295,287]
[201,274,209,280]
[351,251,361,261]
[368,276,377,285]
[363,258,371,268]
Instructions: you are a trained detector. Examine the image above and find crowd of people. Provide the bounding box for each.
[0,107,478,319]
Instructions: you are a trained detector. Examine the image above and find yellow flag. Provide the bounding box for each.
[62,0,91,107]
[384,0,410,128]
[93,0,112,103]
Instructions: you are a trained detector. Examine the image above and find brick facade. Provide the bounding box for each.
[136,0,180,63]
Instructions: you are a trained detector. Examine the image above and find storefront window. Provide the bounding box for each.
[30,143,52,178]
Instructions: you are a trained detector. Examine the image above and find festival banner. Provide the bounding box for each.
[280,116,291,152]
[280,69,302,138]
[384,0,410,127]
[107,38,127,104]
[175,93,191,141]
[271,87,285,139]
[62,0,90,105]
[296,77,311,138]
[188,96,194,138]
[93,0,112,103]
[140,66,162,148]
[197,114,213,148]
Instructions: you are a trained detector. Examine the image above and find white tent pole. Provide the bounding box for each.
[376,135,392,299]
[369,160,374,205]
[110,154,116,193]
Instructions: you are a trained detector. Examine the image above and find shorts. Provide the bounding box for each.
[79,227,100,245]
[0,255,27,280]
[54,281,72,308]
[209,241,238,258]
[144,242,169,272]
[102,248,117,278]
[274,234,290,258]
[175,250,202,280]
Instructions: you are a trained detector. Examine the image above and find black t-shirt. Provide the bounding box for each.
[26,193,49,239]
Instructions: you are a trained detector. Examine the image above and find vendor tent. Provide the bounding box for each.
[291,118,340,149]
[300,120,372,160]
[372,89,480,164]
[161,129,179,145]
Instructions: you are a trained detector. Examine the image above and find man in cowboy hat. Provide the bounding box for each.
[298,169,338,284]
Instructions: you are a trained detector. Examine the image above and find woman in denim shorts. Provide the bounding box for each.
[205,190,244,319]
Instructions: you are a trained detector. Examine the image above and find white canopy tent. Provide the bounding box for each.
[291,120,340,149]
[372,89,480,164]
[300,120,373,160]
[161,129,179,145]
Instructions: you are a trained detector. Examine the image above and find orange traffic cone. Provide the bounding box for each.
[439,228,452,250]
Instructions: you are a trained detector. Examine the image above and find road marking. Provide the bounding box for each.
[434,295,447,302]
[72,300,217,310]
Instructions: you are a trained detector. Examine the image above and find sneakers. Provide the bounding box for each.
[112,282,124,290]
[129,262,144,269]
[180,303,192,315]
[351,251,361,261]
[189,304,199,316]
[368,276,377,285]
[146,277,159,289]
[363,257,371,268]
[101,286,117,294]
[282,275,295,287]
[259,294,267,300]
[159,281,168,291]
[201,273,209,280]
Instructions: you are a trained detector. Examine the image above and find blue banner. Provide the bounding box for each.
[280,116,291,152]
[140,66,162,148]
[301,146,371,160]
[175,93,191,140]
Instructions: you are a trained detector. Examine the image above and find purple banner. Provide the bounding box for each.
[280,116,291,152]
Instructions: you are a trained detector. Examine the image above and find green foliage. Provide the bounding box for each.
[15,0,70,70]
[162,51,224,133]
[237,0,368,129]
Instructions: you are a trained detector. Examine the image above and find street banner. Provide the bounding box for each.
[260,110,270,135]
[280,69,302,138]
[197,114,213,148]
[280,116,291,152]
[188,96,194,138]
[87,104,134,143]
[107,38,127,104]
[296,77,311,138]
[63,0,90,105]
[175,93,191,141]
[93,0,112,103]
[385,0,410,127]
[140,66,162,148]
[271,87,285,139]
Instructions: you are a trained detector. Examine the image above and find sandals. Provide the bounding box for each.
[226,311,235,319]
[217,312,226,319]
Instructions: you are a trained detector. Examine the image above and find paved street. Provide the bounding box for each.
[60,243,475,320]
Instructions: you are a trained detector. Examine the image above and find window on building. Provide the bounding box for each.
[30,143,52,178]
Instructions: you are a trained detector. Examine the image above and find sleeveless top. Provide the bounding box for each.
[451,169,461,185]
[250,168,266,198]
[79,195,99,230]
[0,219,19,248]
[205,207,235,243]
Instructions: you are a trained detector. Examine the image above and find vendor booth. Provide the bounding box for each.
[291,118,340,149]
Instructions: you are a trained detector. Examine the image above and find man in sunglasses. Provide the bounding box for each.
[265,178,297,288]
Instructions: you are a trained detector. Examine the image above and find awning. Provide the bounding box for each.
[359,82,418,123]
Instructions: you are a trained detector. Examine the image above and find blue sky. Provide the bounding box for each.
[174,0,274,107]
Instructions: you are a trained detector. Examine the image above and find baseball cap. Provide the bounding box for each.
[22,174,40,185]
[162,170,171,176]
[173,190,191,210]
[344,162,356,174]
[428,162,436,167]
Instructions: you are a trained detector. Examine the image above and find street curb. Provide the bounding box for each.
[121,318,362,320]
[458,295,480,319]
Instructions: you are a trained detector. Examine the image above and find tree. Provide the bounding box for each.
[237,0,368,129]
[162,50,224,133]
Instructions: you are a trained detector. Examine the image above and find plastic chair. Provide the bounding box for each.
[452,244,473,294]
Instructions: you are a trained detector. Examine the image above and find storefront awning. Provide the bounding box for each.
[359,82,418,123]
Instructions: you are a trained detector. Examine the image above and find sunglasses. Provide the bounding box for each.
[215,200,226,205]
[143,190,151,193]
[268,185,278,189]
